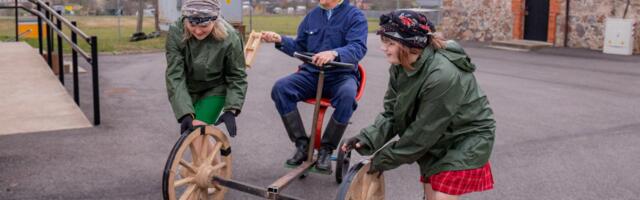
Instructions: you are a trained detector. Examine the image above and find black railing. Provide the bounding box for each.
[1,0,100,125]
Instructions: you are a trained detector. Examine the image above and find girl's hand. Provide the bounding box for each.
[192,119,207,127]
[341,137,362,152]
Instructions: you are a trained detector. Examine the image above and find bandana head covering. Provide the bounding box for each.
[377,10,436,49]
[181,0,220,26]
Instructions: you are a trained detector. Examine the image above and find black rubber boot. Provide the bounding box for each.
[315,147,333,172]
[315,118,348,171]
[282,110,309,166]
[286,142,308,166]
[320,117,348,151]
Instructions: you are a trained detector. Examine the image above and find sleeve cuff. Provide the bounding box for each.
[354,134,375,155]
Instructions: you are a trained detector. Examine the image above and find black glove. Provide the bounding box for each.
[179,114,194,135]
[215,111,237,137]
[343,137,361,151]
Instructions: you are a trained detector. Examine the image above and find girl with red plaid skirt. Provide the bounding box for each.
[342,10,495,200]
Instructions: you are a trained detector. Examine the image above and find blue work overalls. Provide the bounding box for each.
[271,0,368,125]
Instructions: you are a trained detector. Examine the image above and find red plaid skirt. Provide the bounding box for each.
[420,163,494,195]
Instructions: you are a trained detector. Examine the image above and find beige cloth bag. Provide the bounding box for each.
[343,162,385,200]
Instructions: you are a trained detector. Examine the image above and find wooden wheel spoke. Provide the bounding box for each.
[208,187,218,194]
[200,188,208,200]
[212,162,226,171]
[168,127,231,200]
[175,177,194,187]
[206,143,223,164]
[189,143,201,166]
[199,135,209,161]
[213,184,223,192]
[179,185,196,200]
[179,160,197,173]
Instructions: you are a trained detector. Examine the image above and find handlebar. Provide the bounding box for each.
[293,52,355,69]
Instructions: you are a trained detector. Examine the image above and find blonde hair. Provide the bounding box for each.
[182,19,228,42]
[429,33,447,50]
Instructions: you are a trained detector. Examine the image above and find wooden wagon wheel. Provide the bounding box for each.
[163,126,233,200]
[335,160,385,200]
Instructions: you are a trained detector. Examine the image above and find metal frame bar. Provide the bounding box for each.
[45,2,52,68]
[267,161,315,197]
[14,0,18,41]
[212,177,302,200]
[307,71,325,161]
[37,3,42,55]
[0,1,101,125]
[56,10,64,85]
[71,21,79,105]
[90,36,100,125]
[26,0,91,41]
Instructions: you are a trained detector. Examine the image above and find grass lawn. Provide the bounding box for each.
[1,15,379,53]
[242,15,380,35]
[1,16,163,54]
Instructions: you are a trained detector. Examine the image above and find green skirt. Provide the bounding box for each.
[193,96,225,125]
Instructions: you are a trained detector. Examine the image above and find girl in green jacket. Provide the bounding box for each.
[165,0,247,137]
[342,10,495,200]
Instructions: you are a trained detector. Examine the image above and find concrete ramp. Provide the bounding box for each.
[0,42,92,136]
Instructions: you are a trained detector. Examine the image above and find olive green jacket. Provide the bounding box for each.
[165,18,248,121]
[355,41,495,177]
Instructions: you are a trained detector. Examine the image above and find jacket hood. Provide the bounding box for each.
[438,41,476,72]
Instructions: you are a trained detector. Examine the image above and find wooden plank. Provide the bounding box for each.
[243,31,262,68]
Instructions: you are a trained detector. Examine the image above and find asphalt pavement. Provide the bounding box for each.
[1,35,639,200]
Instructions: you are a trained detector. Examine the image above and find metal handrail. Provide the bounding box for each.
[26,0,91,41]
[1,0,101,125]
[11,5,92,60]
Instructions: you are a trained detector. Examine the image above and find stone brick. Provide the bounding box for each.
[440,0,640,54]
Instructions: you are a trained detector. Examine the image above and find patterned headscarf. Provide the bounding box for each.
[181,0,221,25]
[377,10,436,49]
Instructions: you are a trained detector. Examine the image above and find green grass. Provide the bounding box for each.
[242,15,380,35]
[1,16,164,54]
[1,15,379,53]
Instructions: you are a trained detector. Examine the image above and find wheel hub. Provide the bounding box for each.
[195,164,218,188]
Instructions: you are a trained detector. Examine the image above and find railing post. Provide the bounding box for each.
[56,10,64,85]
[90,36,100,125]
[45,1,52,68]
[14,0,18,41]
[71,21,79,105]
[37,3,43,55]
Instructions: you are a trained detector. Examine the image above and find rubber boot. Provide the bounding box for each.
[315,147,333,172]
[282,110,309,166]
[316,118,348,171]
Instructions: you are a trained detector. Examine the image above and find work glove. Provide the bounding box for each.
[215,111,237,137]
[179,114,194,135]
[342,137,361,152]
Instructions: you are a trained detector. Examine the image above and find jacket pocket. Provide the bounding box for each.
[304,28,320,50]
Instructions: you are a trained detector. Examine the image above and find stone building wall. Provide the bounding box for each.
[441,0,640,54]
[560,0,640,53]
[439,0,514,42]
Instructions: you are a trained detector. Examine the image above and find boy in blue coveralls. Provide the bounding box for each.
[261,0,367,171]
